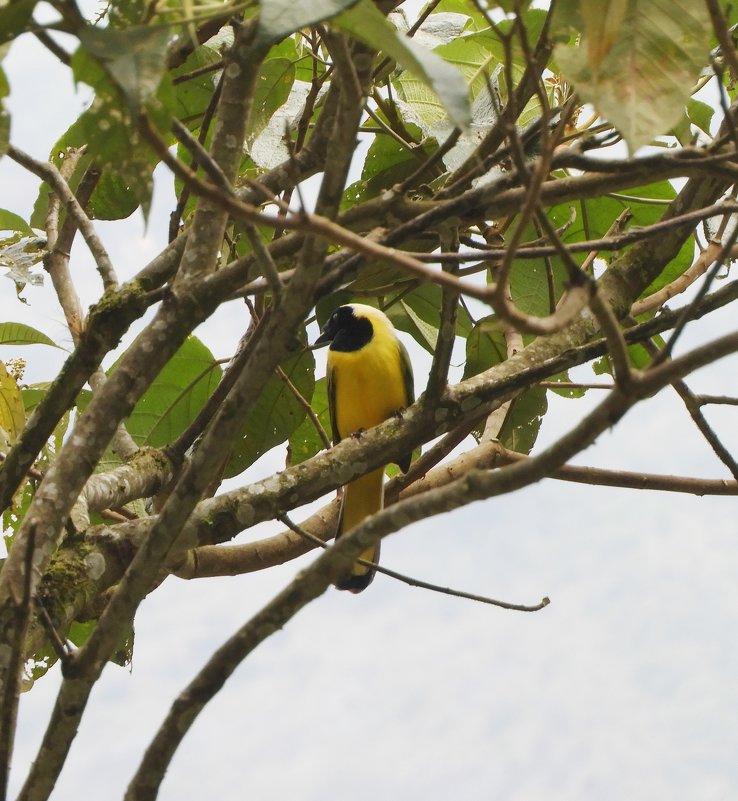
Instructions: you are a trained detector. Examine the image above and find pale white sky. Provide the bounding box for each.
[2,4,738,801]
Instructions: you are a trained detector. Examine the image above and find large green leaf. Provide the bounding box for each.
[686,98,715,139]
[509,254,567,319]
[171,44,222,127]
[387,299,438,354]
[225,348,315,477]
[498,386,547,454]
[525,179,693,303]
[114,336,222,447]
[0,0,36,46]
[554,0,712,151]
[461,315,546,452]
[429,0,489,33]
[42,41,176,221]
[335,0,471,130]
[248,56,296,143]
[545,371,587,399]
[342,120,433,209]
[78,24,171,106]
[386,283,473,355]
[0,322,60,348]
[463,315,506,380]
[0,209,33,235]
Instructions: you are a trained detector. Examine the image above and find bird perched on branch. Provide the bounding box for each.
[315,303,414,592]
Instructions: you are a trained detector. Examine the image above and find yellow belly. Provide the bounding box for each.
[328,340,408,439]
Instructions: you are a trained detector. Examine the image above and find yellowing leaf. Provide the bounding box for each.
[554,0,711,151]
[0,361,25,448]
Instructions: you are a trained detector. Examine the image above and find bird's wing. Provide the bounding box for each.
[397,340,415,474]
[399,339,415,406]
[326,359,341,447]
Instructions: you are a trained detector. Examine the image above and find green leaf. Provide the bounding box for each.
[545,371,587,399]
[248,57,296,143]
[599,344,651,375]
[463,315,506,379]
[171,44,222,127]
[401,282,472,337]
[0,0,36,46]
[686,98,715,138]
[225,347,315,477]
[114,336,222,447]
[59,42,174,220]
[23,644,58,688]
[34,146,145,223]
[539,179,693,300]
[257,0,359,42]
[549,0,582,38]
[288,376,330,465]
[554,0,712,151]
[509,253,567,319]
[67,620,96,649]
[89,171,143,221]
[0,322,60,348]
[78,24,171,106]
[0,209,33,234]
[78,95,159,219]
[386,283,470,355]
[335,0,471,130]
[342,121,432,208]
[498,386,547,454]
[390,300,438,353]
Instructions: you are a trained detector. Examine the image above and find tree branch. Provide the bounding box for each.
[7,144,118,289]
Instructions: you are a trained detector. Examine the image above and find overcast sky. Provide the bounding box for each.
[2,5,738,801]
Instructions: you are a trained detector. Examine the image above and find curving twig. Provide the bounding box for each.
[279,514,550,612]
[7,144,118,289]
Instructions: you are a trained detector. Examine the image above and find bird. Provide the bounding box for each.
[315,303,414,592]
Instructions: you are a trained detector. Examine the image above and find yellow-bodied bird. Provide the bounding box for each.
[315,303,414,592]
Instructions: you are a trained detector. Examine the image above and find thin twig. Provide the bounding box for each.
[706,0,738,83]
[693,394,738,406]
[631,239,723,317]
[276,366,331,451]
[278,514,550,612]
[407,200,738,261]
[36,602,71,664]
[33,28,71,65]
[171,117,232,193]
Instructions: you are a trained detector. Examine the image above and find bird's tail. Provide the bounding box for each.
[335,467,384,593]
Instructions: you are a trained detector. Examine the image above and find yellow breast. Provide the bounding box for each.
[328,336,408,440]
